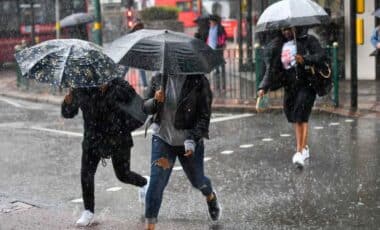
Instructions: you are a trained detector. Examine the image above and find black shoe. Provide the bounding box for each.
[207,192,221,221]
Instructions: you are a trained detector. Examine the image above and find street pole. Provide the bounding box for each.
[197,0,202,15]
[246,0,253,69]
[30,0,36,45]
[55,0,60,39]
[350,0,358,109]
[93,0,103,46]
[238,0,243,70]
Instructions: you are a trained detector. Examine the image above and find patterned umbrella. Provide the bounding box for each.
[256,0,330,32]
[15,39,125,88]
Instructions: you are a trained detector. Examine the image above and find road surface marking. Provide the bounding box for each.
[262,138,273,142]
[70,198,83,203]
[314,126,324,130]
[345,119,354,123]
[28,113,255,138]
[0,97,24,108]
[106,187,122,192]
[221,150,234,155]
[329,122,340,126]
[239,144,254,148]
[204,157,212,162]
[30,127,83,137]
[280,134,291,137]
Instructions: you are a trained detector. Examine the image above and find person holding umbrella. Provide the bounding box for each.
[62,77,149,226]
[258,26,325,168]
[142,72,221,230]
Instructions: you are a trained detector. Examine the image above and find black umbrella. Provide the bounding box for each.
[256,0,330,32]
[15,39,126,88]
[60,12,95,28]
[104,29,224,76]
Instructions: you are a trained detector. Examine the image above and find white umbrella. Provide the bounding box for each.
[256,0,330,32]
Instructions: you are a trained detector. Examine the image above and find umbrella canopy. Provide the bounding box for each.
[256,0,330,32]
[104,29,224,75]
[372,9,380,18]
[15,39,125,88]
[60,12,95,28]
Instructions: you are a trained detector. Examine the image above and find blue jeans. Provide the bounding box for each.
[145,136,213,224]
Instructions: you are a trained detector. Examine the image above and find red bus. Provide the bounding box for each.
[154,0,200,28]
[0,0,88,64]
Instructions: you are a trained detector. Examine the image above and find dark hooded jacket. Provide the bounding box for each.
[259,33,325,92]
[143,73,212,142]
[61,78,142,156]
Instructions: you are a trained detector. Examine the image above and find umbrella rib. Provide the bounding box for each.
[57,46,73,86]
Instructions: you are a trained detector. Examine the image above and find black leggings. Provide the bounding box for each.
[81,145,147,212]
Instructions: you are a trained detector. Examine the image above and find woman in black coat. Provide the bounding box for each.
[258,27,325,168]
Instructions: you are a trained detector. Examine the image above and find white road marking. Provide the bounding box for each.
[345,119,354,123]
[329,122,340,126]
[204,157,212,162]
[314,126,324,130]
[27,113,255,138]
[70,198,83,203]
[30,127,83,137]
[239,144,254,148]
[173,166,183,171]
[221,150,234,155]
[262,138,273,142]
[280,134,291,137]
[106,187,122,192]
[0,97,24,108]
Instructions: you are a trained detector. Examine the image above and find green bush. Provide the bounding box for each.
[140,7,178,21]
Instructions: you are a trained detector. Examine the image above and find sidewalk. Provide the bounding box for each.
[1,68,379,118]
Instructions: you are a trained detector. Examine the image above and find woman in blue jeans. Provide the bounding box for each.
[142,73,221,230]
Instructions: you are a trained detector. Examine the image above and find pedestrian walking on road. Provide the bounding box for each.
[61,78,149,227]
[142,72,221,230]
[258,27,326,168]
[207,15,227,95]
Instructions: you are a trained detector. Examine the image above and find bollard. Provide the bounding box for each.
[254,43,262,94]
[332,42,339,107]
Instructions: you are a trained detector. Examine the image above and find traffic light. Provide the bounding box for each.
[126,8,134,28]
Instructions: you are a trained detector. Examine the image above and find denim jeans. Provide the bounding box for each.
[145,135,213,224]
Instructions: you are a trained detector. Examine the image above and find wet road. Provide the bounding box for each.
[0,96,379,229]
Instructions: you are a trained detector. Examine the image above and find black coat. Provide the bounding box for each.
[143,73,212,141]
[61,78,142,156]
[259,34,325,92]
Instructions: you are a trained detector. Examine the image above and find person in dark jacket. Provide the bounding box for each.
[207,14,227,95]
[258,27,325,168]
[194,15,210,42]
[142,73,221,230]
[61,78,148,226]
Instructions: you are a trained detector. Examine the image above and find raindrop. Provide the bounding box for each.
[221,150,234,155]
[239,144,254,149]
[204,157,212,162]
[329,122,340,126]
[173,166,183,171]
[262,138,273,142]
[280,134,291,137]
[314,126,324,130]
[106,187,122,192]
[70,198,83,203]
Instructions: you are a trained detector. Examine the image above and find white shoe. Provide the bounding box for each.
[302,145,310,160]
[76,210,94,227]
[292,152,304,168]
[138,176,150,204]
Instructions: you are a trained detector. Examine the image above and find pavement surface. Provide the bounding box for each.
[0,68,379,229]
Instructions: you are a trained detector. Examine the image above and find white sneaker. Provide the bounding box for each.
[138,176,150,204]
[292,152,304,168]
[302,145,310,160]
[76,210,94,227]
